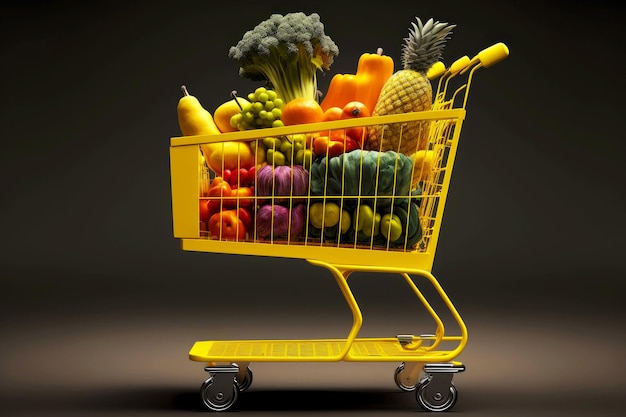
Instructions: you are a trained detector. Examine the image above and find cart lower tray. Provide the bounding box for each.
[190,336,464,363]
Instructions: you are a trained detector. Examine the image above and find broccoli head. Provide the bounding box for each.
[228,12,339,104]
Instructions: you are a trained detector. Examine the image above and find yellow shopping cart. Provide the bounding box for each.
[169,42,509,412]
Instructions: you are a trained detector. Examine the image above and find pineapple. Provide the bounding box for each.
[367,17,455,155]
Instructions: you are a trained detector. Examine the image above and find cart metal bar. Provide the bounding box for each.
[180,239,439,271]
[170,109,466,147]
[309,259,468,363]
[189,260,467,365]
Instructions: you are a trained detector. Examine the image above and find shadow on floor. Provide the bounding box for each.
[2,384,623,416]
[83,385,625,415]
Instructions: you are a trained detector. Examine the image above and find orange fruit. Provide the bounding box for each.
[281,98,325,126]
[322,106,343,122]
[319,106,343,137]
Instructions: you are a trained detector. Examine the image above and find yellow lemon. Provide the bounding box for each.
[309,202,325,229]
[309,202,341,229]
[412,150,436,184]
[203,141,256,175]
[340,209,352,234]
[323,202,341,228]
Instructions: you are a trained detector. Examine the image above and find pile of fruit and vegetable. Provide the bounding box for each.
[176,12,456,249]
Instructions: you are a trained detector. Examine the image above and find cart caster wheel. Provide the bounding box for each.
[200,376,239,412]
[235,367,253,392]
[416,380,457,412]
[394,362,417,392]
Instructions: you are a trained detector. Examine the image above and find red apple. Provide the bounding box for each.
[237,207,253,230]
[208,209,246,240]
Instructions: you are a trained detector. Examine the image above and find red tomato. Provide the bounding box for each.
[329,129,347,142]
[231,186,254,207]
[343,136,360,153]
[341,101,370,119]
[199,199,211,224]
[341,101,370,144]
[207,177,232,197]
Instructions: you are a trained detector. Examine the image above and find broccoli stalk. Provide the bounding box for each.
[228,12,339,104]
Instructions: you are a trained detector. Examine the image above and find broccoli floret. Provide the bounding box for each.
[228,12,339,104]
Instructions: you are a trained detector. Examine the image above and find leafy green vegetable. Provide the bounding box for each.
[228,12,339,104]
[309,149,414,210]
[308,149,422,248]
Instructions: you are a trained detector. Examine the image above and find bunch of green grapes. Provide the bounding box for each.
[230,87,285,130]
[262,134,313,169]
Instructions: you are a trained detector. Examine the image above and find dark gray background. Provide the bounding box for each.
[1,1,624,416]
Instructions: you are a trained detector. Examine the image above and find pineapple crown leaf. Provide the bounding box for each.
[401,17,456,72]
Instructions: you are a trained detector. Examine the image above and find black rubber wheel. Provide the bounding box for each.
[416,380,458,412]
[235,367,253,392]
[200,376,239,412]
[394,362,417,392]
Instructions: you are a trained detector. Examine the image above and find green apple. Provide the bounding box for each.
[295,149,312,168]
[353,204,373,232]
[279,137,293,160]
[340,209,351,234]
[289,134,306,146]
[266,149,286,166]
[380,213,403,241]
[262,136,282,150]
[294,149,304,164]
[363,212,382,237]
